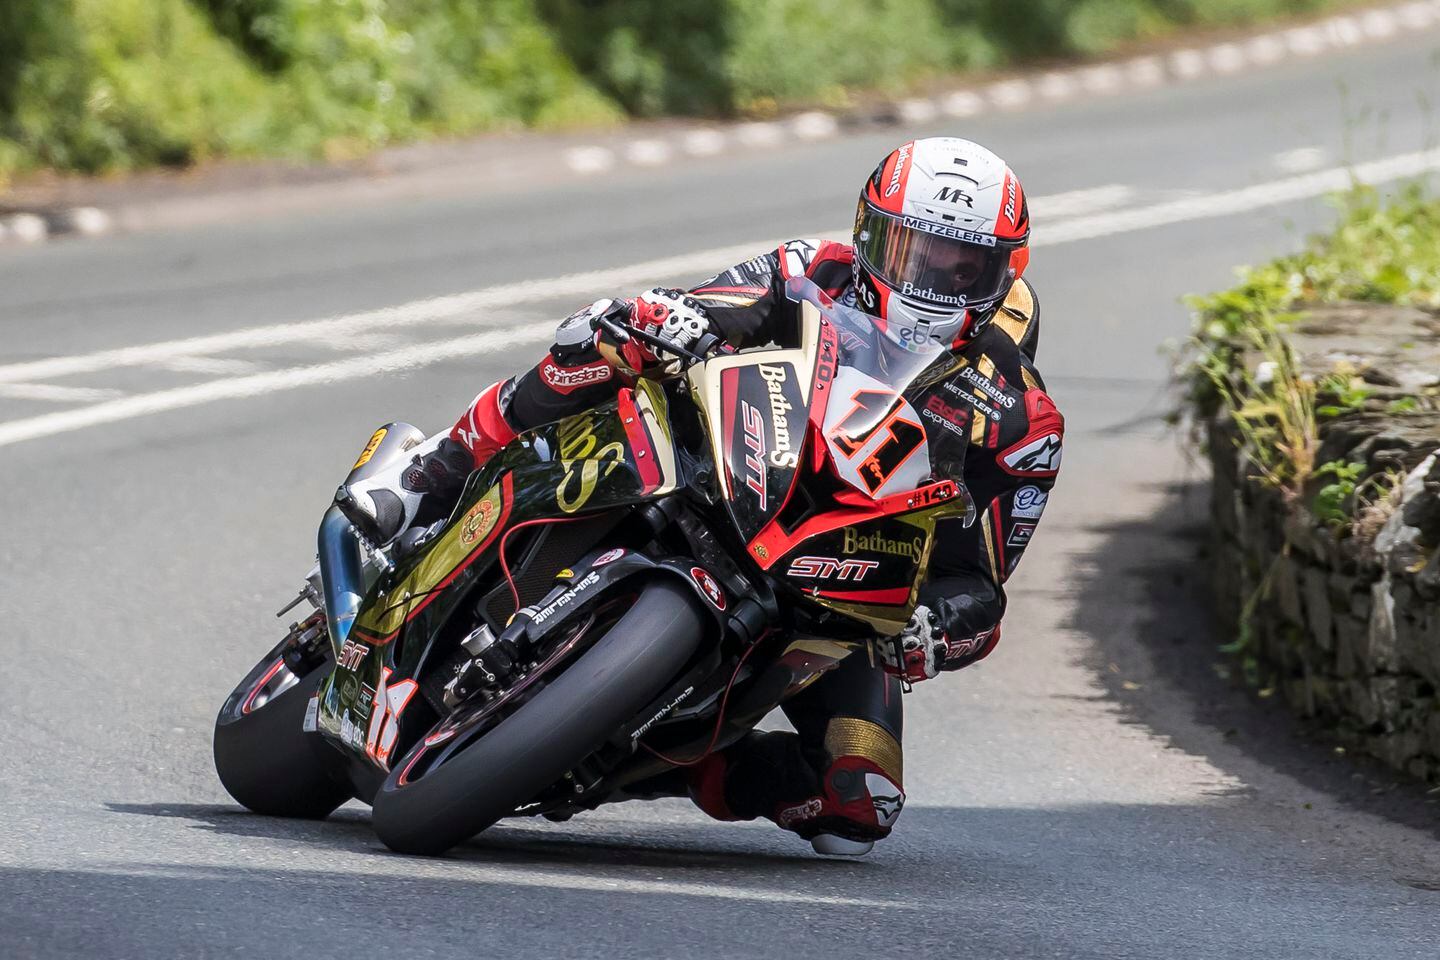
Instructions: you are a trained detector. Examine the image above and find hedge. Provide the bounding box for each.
[0,0,1349,178]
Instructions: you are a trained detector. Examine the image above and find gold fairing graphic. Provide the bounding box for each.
[352,483,505,639]
[824,717,903,783]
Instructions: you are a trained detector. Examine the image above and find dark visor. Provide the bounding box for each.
[855,205,1011,311]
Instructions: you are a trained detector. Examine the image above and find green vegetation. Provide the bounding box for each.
[1186,185,1440,525]
[1,0,1356,178]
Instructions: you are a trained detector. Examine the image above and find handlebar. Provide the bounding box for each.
[593,312,727,370]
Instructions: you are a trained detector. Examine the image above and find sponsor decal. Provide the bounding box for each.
[340,674,359,703]
[1002,433,1062,474]
[631,685,695,742]
[758,364,799,468]
[884,142,911,198]
[459,495,499,546]
[338,712,364,749]
[352,427,387,470]
[943,380,1001,422]
[593,547,626,566]
[1012,485,1048,520]
[541,358,612,392]
[842,527,924,562]
[302,695,320,733]
[777,797,825,828]
[1004,175,1018,226]
[959,367,1016,408]
[364,668,419,766]
[357,683,376,714]
[1007,522,1036,547]
[787,556,882,581]
[922,394,969,438]
[900,281,967,306]
[865,773,906,827]
[530,571,601,626]
[338,638,369,670]
[690,567,727,611]
[782,239,817,279]
[740,399,768,510]
[902,216,997,246]
[944,626,996,662]
[933,186,974,207]
[753,543,769,560]
[556,413,627,514]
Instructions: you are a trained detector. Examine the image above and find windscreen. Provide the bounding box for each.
[783,277,968,500]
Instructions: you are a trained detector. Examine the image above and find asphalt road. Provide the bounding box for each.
[3,28,1440,960]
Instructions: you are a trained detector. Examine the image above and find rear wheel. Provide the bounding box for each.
[213,639,351,819]
[372,577,707,855]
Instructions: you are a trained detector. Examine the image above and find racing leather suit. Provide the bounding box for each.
[448,239,1063,845]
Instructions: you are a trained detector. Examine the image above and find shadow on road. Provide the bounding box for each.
[1069,477,1440,841]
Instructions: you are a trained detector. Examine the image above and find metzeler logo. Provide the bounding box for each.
[843,527,924,561]
[758,363,799,468]
[903,216,997,246]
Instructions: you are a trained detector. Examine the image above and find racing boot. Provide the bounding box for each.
[336,381,516,547]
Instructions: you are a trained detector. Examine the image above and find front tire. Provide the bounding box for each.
[372,577,707,855]
[214,645,351,819]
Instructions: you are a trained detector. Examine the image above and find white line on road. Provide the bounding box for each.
[2,146,1439,448]
[0,383,125,403]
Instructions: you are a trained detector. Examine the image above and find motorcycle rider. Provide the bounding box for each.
[339,137,1063,855]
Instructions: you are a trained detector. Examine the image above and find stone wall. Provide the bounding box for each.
[1206,303,1440,783]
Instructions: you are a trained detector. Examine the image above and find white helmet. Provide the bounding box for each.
[853,137,1031,351]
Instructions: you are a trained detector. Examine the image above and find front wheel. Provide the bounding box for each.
[213,641,351,818]
[372,577,707,855]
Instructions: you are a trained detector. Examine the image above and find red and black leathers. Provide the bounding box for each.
[448,238,1063,844]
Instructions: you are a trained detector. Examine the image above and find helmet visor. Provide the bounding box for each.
[855,204,1012,311]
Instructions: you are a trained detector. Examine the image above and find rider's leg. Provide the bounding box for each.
[688,651,906,853]
[339,345,624,545]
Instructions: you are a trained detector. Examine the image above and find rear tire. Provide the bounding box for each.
[372,578,707,855]
[214,648,351,819]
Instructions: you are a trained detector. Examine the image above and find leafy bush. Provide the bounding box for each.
[0,0,1376,176]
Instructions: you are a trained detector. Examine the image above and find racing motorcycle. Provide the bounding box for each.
[213,277,974,855]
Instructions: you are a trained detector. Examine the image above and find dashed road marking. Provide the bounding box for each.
[4,146,1440,448]
[1273,146,1328,173]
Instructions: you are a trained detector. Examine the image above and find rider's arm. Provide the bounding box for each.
[687,239,854,348]
[919,357,1064,673]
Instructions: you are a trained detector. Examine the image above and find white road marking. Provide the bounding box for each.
[1273,146,1328,173]
[565,146,615,175]
[790,112,839,140]
[0,242,770,385]
[155,356,265,375]
[987,80,1032,109]
[897,99,940,123]
[734,122,784,148]
[1029,184,1135,220]
[1169,49,1208,79]
[78,860,911,909]
[1124,56,1166,87]
[3,146,1440,448]
[681,129,727,156]
[0,383,125,402]
[1040,145,1440,245]
[940,91,985,117]
[1038,72,1077,100]
[626,140,672,166]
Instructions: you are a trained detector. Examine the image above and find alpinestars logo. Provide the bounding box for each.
[541,358,611,392]
[1002,433,1062,474]
[865,773,905,827]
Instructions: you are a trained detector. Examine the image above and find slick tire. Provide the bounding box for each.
[372,578,706,856]
[214,650,351,819]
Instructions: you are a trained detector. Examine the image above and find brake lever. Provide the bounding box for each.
[594,314,708,366]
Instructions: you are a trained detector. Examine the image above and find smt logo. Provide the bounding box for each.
[787,556,881,581]
[740,400,768,510]
[690,566,727,611]
[338,639,369,670]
